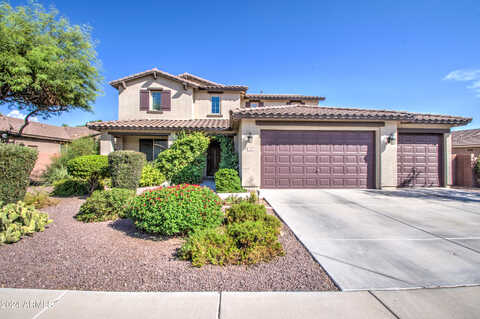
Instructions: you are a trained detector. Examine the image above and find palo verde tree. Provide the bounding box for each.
[0,1,102,135]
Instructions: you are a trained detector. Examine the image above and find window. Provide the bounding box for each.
[151,91,162,111]
[139,139,168,161]
[250,102,259,108]
[211,96,220,114]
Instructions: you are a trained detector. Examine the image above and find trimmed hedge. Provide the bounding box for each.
[215,168,245,193]
[75,188,135,222]
[52,178,90,197]
[66,155,108,193]
[129,184,223,236]
[109,151,146,190]
[0,144,38,204]
[0,201,52,244]
[155,132,210,182]
[171,154,206,185]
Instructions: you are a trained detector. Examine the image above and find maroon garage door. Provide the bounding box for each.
[397,134,443,187]
[261,130,375,189]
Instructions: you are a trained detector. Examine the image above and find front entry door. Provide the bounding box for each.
[207,141,221,176]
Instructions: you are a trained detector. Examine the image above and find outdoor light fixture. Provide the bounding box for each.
[246,133,253,143]
[387,133,396,144]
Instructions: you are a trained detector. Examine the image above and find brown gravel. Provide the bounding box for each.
[0,197,337,292]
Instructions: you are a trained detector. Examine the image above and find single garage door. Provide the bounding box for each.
[397,133,443,187]
[261,130,375,189]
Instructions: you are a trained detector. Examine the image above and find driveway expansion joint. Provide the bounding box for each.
[368,291,400,319]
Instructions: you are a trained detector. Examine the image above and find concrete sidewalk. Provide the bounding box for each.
[1,286,480,319]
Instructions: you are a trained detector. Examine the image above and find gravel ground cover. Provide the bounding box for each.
[0,197,337,291]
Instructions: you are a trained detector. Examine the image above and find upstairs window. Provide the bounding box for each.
[250,102,259,108]
[211,96,220,114]
[151,91,162,111]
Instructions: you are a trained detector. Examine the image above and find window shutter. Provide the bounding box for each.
[161,90,171,111]
[140,90,149,111]
[245,101,251,108]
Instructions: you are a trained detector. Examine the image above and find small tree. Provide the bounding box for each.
[0,1,102,135]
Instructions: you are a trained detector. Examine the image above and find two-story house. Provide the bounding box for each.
[88,68,471,189]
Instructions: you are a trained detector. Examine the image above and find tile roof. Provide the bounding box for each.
[109,68,200,88]
[87,119,231,131]
[245,94,325,101]
[230,105,471,125]
[177,73,225,86]
[201,85,249,91]
[0,115,100,141]
[452,129,480,146]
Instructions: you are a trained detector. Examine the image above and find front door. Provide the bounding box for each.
[207,141,221,176]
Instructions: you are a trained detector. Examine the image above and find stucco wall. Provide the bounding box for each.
[118,76,194,120]
[241,99,318,108]
[194,91,241,118]
[11,137,62,178]
[379,122,398,188]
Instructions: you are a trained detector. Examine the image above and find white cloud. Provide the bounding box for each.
[444,69,480,96]
[6,110,39,122]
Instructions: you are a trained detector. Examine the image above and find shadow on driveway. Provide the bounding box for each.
[361,188,480,203]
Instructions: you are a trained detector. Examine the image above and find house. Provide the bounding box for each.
[0,115,100,178]
[87,68,471,189]
[451,129,480,187]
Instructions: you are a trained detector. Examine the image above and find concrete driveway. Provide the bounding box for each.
[261,188,480,291]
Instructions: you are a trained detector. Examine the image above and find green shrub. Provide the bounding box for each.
[180,201,284,267]
[75,188,135,222]
[139,163,165,187]
[213,135,239,170]
[0,201,52,244]
[66,155,108,193]
[0,144,38,204]
[171,154,206,185]
[129,184,223,236]
[52,178,90,197]
[24,191,59,209]
[42,137,97,184]
[155,132,210,181]
[475,158,480,178]
[109,151,146,190]
[223,192,258,205]
[215,168,245,193]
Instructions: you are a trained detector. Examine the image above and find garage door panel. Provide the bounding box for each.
[261,130,375,189]
[397,134,443,187]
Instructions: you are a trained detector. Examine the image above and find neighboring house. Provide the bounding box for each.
[0,115,100,178]
[87,68,471,189]
[451,129,480,187]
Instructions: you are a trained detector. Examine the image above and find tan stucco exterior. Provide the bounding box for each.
[194,91,241,118]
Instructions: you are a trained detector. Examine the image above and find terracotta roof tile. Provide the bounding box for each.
[230,105,471,125]
[87,119,231,131]
[109,68,200,88]
[177,73,225,86]
[452,129,480,146]
[201,85,248,91]
[0,116,100,141]
[245,94,325,101]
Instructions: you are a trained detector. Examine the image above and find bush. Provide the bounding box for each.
[155,132,209,181]
[475,158,480,178]
[109,151,146,190]
[67,155,108,193]
[42,137,97,184]
[214,135,239,170]
[224,192,258,205]
[129,184,223,236]
[215,168,245,193]
[0,201,52,244]
[180,201,284,267]
[0,144,38,204]
[24,191,59,209]
[75,188,135,222]
[171,154,206,185]
[139,163,165,187]
[52,178,90,197]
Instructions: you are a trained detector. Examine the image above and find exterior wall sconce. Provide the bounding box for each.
[246,133,253,143]
[386,133,396,144]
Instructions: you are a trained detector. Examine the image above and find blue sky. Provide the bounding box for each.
[3,0,480,129]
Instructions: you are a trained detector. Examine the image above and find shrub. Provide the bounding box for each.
[75,188,135,222]
[52,178,90,197]
[109,151,146,190]
[139,163,165,187]
[0,201,52,244]
[475,158,480,178]
[180,201,284,267]
[42,136,97,184]
[24,191,59,209]
[215,168,245,193]
[155,132,210,181]
[223,192,258,205]
[171,154,206,185]
[67,155,108,193]
[213,135,239,170]
[0,144,38,204]
[129,184,223,236]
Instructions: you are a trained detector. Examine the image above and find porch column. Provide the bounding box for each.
[168,133,176,147]
[99,133,114,155]
[444,132,453,187]
[239,119,261,189]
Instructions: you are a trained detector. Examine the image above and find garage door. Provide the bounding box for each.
[397,134,443,187]
[261,130,375,189]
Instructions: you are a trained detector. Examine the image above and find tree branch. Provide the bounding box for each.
[18,110,39,136]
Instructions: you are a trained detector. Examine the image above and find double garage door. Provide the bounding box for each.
[261,130,443,189]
